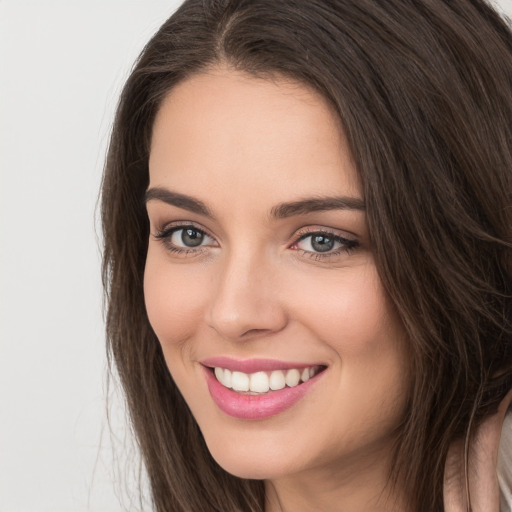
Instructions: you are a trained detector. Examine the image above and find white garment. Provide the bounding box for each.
[445,391,512,512]
[498,410,512,512]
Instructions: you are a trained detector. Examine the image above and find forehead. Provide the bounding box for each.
[149,68,361,209]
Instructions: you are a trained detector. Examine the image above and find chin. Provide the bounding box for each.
[216,459,276,480]
[212,454,291,481]
[201,426,309,481]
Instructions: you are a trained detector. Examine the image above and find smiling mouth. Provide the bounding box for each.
[209,365,326,395]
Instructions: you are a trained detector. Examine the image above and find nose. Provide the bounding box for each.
[206,250,288,341]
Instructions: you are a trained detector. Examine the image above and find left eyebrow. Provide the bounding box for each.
[270,196,366,218]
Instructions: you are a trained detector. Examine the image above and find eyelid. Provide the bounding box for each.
[151,221,359,261]
[289,226,360,259]
[152,221,219,258]
[292,225,358,243]
[153,220,216,241]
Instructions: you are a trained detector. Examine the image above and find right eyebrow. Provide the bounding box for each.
[144,187,214,218]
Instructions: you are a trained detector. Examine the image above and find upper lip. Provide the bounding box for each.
[200,356,326,374]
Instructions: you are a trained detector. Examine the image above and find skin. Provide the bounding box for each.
[144,67,411,512]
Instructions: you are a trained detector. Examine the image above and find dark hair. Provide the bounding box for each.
[101,1,512,510]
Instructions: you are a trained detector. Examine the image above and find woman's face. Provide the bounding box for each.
[144,68,410,483]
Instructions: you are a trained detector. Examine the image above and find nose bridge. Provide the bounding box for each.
[207,245,286,340]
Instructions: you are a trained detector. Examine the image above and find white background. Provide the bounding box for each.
[1,1,511,511]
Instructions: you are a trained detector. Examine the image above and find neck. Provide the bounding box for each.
[264,444,409,512]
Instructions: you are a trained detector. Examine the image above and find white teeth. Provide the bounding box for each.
[214,367,233,388]
[223,368,232,388]
[269,370,286,391]
[214,366,224,383]
[285,369,300,387]
[213,365,322,393]
[250,371,270,393]
[231,371,250,391]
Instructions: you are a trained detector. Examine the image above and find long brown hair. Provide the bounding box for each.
[101,1,512,510]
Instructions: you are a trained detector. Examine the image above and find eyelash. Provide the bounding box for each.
[153,222,214,256]
[292,229,359,261]
[153,223,359,260]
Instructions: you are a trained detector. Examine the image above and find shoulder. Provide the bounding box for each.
[444,390,512,512]
[499,408,512,512]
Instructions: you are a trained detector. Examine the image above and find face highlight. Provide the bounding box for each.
[144,69,410,502]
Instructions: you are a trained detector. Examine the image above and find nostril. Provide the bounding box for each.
[240,328,275,338]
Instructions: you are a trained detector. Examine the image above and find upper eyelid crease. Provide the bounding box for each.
[155,225,358,259]
[294,225,360,243]
[154,224,215,244]
[296,232,356,244]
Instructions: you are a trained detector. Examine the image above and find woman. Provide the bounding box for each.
[100,0,512,510]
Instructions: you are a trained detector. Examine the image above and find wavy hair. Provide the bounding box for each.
[101,1,512,510]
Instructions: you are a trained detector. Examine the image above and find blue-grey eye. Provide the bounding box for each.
[170,227,207,247]
[295,232,354,254]
[310,234,334,252]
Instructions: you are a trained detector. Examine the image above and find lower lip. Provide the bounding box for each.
[202,366,324,420]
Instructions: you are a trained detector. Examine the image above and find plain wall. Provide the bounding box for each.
[0,3,182,511]
[1,1,512,511]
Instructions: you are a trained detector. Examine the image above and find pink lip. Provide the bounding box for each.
[201,363,326,420]
[201,356,322,373]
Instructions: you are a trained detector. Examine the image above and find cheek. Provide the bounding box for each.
[286,261,399,353]
[284,261,410,422]
[143,249,207,360]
